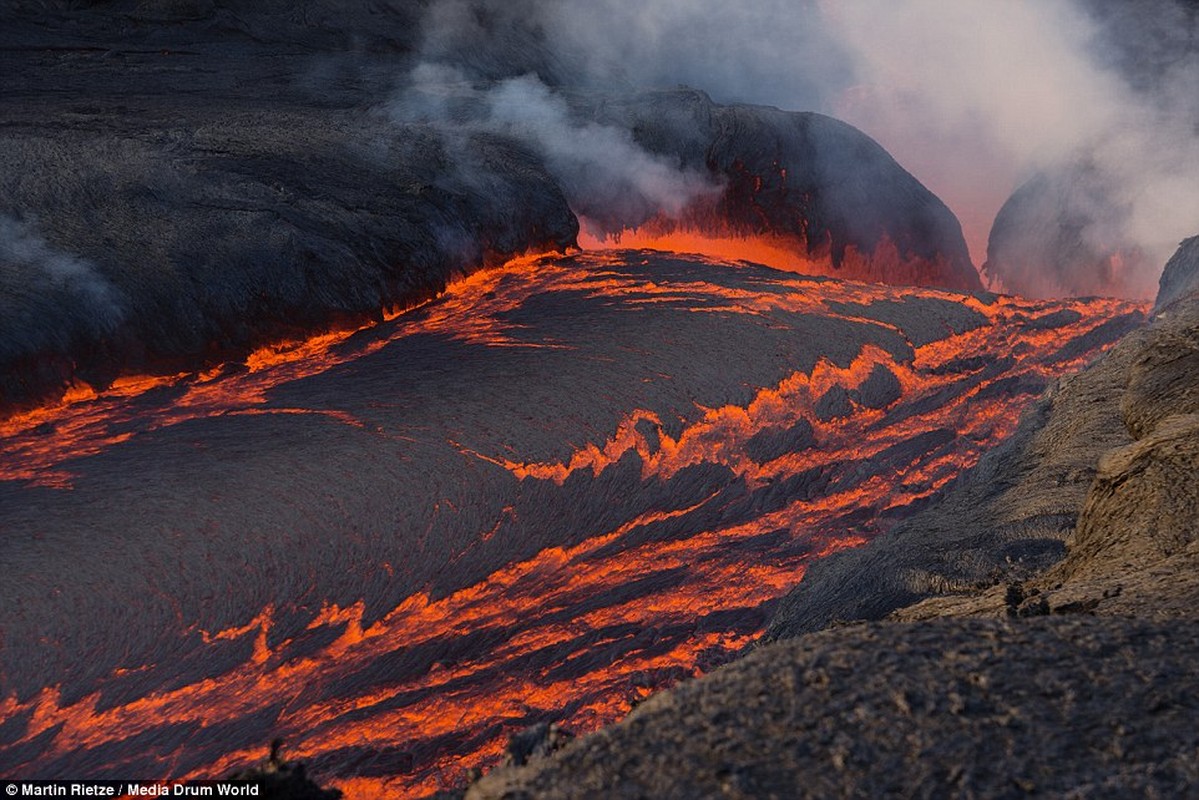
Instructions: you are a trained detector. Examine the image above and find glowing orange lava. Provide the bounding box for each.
[578,227,823,275]
[0,248,1145,798]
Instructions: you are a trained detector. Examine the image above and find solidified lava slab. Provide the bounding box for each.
[0,250,1142,797]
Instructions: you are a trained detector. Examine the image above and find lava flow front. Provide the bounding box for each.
[0,249,1143,797]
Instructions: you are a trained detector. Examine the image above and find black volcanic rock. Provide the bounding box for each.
[0,1,427,56]
[759,289,1199,638]
[465,258,1199,800]
[227,741,342,800]
[0,2,579,408]
[763,305,1149,638]
[813,385,854,421]
[745,418,816,465]
[0,115,578,405]
[852,364,902,409]
[0,4,580,407]
[578,89,981,291]
[502,723,575,768]
[0,251,1121,787]
[886,303,1199,626]
[981,163,1153,299]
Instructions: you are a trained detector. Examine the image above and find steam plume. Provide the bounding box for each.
[388,65,716,236]
[410,0,1199,297]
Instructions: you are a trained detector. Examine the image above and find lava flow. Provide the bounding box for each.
[577,225,825,276]
[0,248,1144,797]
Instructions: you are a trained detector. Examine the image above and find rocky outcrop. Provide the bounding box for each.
[1154,234,1199,312]
[1121,304,1199,438]
[577,90,980,291]
[763,303,1145,638]
[767,255,1199,634]
[980,163,1154,300]
[892,297,1199,624]
[767,236,1196,634]
[1065,412,1199,582]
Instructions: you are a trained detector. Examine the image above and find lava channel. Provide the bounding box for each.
[0,249,1145,797]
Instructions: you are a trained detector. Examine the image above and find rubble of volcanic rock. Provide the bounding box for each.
[466,617,1199,800]
[1,1,973,409]
[459,241,1199,799]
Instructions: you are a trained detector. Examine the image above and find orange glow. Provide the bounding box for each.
[0,248,1144,798]
[578,227,823,275]
[577,213,978,290]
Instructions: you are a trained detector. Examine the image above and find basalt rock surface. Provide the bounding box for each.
[892,297,1199,625]
[760,248,1199,633]
[0,250,1130,795]
[0,0,580,408]
[760,246,1195,637]
[764,303,1146,637]
[573,89,980,291]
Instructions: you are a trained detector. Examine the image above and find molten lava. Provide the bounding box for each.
[0,249,1144,798]
[577,227,824,276]
[579,212,976,290]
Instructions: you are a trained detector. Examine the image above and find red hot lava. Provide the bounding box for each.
[0,248,1143,798]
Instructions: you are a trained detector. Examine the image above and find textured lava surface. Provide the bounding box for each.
[0,250,1141,797]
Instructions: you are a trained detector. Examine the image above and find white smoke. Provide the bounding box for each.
[388,63,717,237]
[820,1,1115,261]
[408,0,1199,297]
[817,0,1199,296]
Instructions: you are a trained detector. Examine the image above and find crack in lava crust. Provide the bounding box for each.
[0,250,1144,797]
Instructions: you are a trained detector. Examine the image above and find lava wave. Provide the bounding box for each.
[0,250,1142,797]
